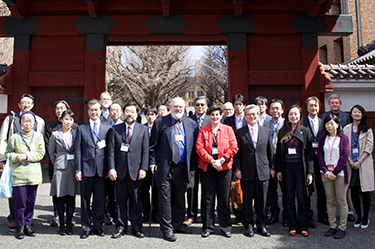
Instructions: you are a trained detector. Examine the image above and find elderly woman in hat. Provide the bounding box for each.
[5,111,45,239]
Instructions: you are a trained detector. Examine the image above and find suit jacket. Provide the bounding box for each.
[224,114,247,131]
[100,111,112,126]
[149,114,198,182]
[189,114,211,129]
[107,122,149,181]
[74,121,111,177]
[258,114,272,126]
[48,129,76,170]
[264,118,284,154]
[321,110,350,128]
[234,125,273,181]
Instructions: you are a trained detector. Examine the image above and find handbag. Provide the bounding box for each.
[0,157,12,198]
[230,179,243,211]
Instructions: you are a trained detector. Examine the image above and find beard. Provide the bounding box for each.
[171,111,183,120]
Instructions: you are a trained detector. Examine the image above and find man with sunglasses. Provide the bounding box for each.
[184,96,210,226]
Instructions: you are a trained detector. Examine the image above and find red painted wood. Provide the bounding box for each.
[252,15,296,34]
[111,16,151,35]
[11,50,31,114]
[248,71,303,86]
[301,47,320,114]
[28,72,85,87]
[182,15,222,35]
[228,49,248,100]
[30,36,86,72]
[37,16,80,35]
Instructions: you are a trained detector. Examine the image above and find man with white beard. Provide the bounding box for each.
[100,91,113,125]
[149,97,198,242]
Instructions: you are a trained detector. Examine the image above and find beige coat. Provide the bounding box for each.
[343,124,375,192]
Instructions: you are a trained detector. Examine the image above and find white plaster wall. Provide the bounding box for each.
[0,94,8,113]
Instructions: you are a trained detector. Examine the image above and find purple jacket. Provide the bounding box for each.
[317,134,350,183]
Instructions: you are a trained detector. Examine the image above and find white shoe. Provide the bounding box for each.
[360,219,370,229]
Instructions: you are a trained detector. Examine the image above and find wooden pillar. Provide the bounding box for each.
[84,34,106,121]
[11,35,31,111]
[301,34,320,112]
[227,34,248,101]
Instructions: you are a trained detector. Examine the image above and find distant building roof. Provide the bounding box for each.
[324,64,375,80]
[348,41,375,65]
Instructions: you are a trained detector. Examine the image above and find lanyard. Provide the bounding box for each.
[57,121,61,131]
[327,136,338,160]
[308,117,317,138]
[270,119,280,136]
[351,126,359,147]
[172,121,183,134]
[19,131,34,151]
[212,132,218,146]
[63,131,74,151]
[122,123,131,144]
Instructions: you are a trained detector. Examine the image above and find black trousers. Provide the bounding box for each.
[104,177,116,221]
[186,170,200,221]
[266,174,288,221]
[284,162,309,232]
[201,165,231,233]
[156,162,187,234]
[241,177,268,229]
[80,175,104,232]
[351,186,371,221]
[115,174,143,232]
[306,158,327,221]
[141,170,158,220]
[48,161,58,215]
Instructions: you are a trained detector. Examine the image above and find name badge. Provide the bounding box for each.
[353,148,359,154]
[175,134,184,141]
[312,142,319,148]
[121,143,129,152]
[67,154,75,160]
[288,148,297,155]
[97,140,106,149]
[327,164,335,172]
[212,146,218,155]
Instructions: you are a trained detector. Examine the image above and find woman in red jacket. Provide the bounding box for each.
[196,105,238,238]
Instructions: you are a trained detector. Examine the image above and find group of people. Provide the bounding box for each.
[0,91,373,242]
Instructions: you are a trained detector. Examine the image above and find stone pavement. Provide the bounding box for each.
[0,168,374,249]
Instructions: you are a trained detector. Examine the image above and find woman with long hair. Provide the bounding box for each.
[275,105,314,237]
[343,105,374,229]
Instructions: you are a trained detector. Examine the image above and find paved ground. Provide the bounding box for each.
[0,167,374,249]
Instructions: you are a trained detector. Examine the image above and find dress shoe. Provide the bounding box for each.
[301,231,309,237]
[318,217,329,225]
[93,229,105,236]
[8,220,17,229]
[66,225,73,235]
[111,230,126,239]
[80,230,90,239]
[347,214,355,222]
[201,230,212,238]
[175,227,192,234]
[183,218,194,226]
[162,232,177,242]
[324,228,337,237]
[289,230,297,236]
[244,227,254,237]
[333,229,345,239]
[133,231,145,238]
[258,227,270,237]
[267,217,279,225]
[361,219,370,229]
[58,229,66,236]
[282,219,289,227]
[24,225,36,237]
[15,227,24,239]
[51,214,59,227]
[221,230,231,238]
[308,220,316,229]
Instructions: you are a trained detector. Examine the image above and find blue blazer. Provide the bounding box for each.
[149,114,198,183]
[223,114,247,131]
[74,121,111,177]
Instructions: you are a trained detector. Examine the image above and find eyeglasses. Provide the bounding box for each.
[195,103,205,107]
[224,109,234,111]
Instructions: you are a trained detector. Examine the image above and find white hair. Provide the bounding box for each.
[169,96,186,108]
[244,104,260,114]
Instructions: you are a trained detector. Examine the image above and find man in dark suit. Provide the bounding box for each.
[149,97,198,242]
[108,103,149,239]
[75,99,111,239]
[184,96,210,226]
[234,104,273,237]
[99,91,113,125]
[303,96,328,226]
[141,105,159,223]
[263,98,289,227]
[224,94,247,224]
[254,96,272,127]
[321,93,350,128]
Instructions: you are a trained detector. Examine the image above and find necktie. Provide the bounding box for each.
[251,127,257,148]
[311,120,316,136]
[93,121,98,143]
[198,117,203,129]
[172,123,181,164]
[127,126,132,144]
